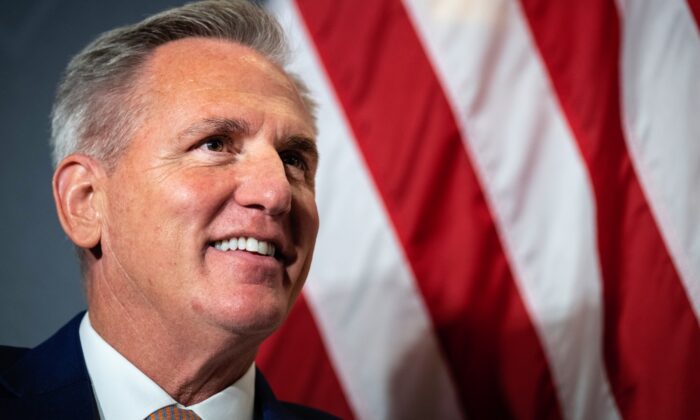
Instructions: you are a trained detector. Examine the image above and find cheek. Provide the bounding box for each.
[288,192,319,289]
[294,191,320,246]
[107,169,232,252]
[154,170,233,222]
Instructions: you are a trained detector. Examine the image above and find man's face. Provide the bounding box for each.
[97,38,319,338]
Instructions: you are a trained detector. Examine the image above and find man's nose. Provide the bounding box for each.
[234,147,292,216]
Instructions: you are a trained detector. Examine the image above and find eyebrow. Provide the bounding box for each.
[180,117,251,140]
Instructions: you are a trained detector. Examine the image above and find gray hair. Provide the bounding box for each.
[51,0,315,169]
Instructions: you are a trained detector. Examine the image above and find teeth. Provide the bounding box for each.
[246,237,258,252]
[213,236,276,257]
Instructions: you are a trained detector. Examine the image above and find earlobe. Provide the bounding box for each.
[52,155,105,249]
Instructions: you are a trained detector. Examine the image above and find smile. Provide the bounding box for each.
[211,236,276,257]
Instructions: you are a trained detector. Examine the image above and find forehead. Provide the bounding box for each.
[138,37,313,136]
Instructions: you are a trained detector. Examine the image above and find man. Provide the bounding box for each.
[0,1,334,419]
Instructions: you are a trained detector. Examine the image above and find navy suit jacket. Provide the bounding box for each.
[0,313,337,419]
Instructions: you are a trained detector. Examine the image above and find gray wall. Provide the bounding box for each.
[0,0,212,347]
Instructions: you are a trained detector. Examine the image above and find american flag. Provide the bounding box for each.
[256,0,700,419]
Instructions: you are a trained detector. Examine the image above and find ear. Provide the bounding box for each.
[52,155,105,249]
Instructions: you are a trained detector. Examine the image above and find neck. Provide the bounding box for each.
[86,266,261,405]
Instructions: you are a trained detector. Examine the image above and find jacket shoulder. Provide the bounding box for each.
[0,346,29,372]
[0,314,97,419]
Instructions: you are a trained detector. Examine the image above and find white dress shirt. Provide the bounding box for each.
[79,312,255,420]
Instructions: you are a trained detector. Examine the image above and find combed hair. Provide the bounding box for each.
[50,0,315,169]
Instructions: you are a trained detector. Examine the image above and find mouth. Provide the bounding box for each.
[210,236,281,261]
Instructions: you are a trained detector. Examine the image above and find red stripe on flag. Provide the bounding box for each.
[519,0,700,418]
[294,1,563,418]
[257,295,355,419]
[689,0,700,33]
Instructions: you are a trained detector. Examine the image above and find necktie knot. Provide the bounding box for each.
[146,404,202,420]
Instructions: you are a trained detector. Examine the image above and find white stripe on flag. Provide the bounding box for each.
[402,0,620,419]
[269,1,464,419]
[620,0,700,321]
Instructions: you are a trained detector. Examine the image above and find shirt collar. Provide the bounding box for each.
[79,312,255,420]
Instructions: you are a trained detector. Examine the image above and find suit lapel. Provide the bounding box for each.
[254,368,297,420]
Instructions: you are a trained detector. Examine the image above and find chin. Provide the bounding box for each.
[193,288,291,338]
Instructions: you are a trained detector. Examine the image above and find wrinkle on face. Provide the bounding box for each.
[144,156,209,185]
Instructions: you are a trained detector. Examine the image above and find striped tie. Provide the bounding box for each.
[146,404,202,420]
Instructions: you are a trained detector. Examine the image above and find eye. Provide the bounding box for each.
[200,136,227,152]
[280,150,308,171]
